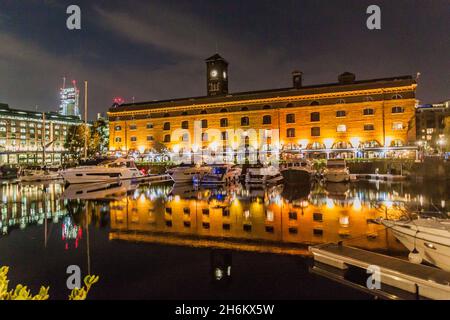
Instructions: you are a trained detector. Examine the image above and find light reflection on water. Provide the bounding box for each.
[1,180,447,255]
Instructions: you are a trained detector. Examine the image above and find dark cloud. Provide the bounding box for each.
[0,0,448,120]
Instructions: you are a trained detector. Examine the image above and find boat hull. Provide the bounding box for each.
[281,169,311,185]
[382,220,450,272]
[324,172,350,183]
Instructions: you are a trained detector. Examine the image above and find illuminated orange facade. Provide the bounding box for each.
[108,54,417,159]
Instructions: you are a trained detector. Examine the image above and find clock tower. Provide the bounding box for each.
[206,53,229,96]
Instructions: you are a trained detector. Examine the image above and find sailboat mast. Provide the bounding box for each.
[84,81,88,160]
[42,112,46,165]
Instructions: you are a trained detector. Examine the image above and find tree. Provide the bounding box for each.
[89,118,109,156]
[64,124,89,162]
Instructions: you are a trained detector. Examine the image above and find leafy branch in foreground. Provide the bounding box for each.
[0,266,99,300]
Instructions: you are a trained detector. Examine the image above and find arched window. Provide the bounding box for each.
[363,108,374,116]
[391,139,404,147]
[364,96,374,102]
[241,117,250,126]
[392,94,403,100]
[363,140,380,148]
[310,142,324,150]
[220,108,228,113]
[241,107,249,112]
[114,125,122,131]
[336,99,346,104]
[263,115,272,125]
[220,118,228,127]
[392,106,405,114]
[310,101,320,106]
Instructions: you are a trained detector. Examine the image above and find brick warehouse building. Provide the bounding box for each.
[107,54,418,162]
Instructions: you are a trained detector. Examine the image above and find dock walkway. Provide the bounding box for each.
[310,243,450,300]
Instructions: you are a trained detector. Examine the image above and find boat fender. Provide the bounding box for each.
[408,249,423,264]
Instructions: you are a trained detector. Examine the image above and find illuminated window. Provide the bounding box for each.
[392,122,404,130]
[181,133,189,142]
[241,117,250,126]
[286,114,295,123]
[391,139,404,147]
[263,115,272,125]
[115,125,122,131]
[336,124,347,132]
[311,112,320,122]
[363,108,374,116]
[202,133,208,142]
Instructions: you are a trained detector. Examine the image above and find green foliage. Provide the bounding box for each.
[0,266,99,301]
[64,125,89,162]
[312,159,327,173]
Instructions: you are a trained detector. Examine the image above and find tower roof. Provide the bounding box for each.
[205,53,228,63]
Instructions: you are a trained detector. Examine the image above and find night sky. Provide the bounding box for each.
[0,0,448,120]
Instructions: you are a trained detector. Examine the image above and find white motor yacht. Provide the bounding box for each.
[380,217,450,272]
[60,158,144,184]
[324,159,350,183]
[245,166,284,186]
[166,164,211,184]
[193,164,242,186]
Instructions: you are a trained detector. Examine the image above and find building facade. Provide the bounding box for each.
[416,100,449,153]
[108,54,418,162]
[0,103,83,164]
[59,79,81,118]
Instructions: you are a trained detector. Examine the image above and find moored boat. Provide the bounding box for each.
[324,159,350,183]
[281,160,313,185]
[245,166,283,186]
[193,164,242,186]
[166,164,211,184]
[60,158,144,184]
[18,168,61,183]
[380,217,450,271]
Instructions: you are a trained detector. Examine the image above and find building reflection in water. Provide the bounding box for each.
[1,180,447,256]
[0,182,67,236]
[108,182,435,255]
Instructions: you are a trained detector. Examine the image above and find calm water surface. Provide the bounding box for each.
[0,179,448,299]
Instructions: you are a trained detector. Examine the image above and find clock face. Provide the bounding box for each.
[210,70,218,77]
[223,71,227,79]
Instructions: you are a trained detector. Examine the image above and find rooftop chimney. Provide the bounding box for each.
[338,72,356,84]
[292,71,303,89]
